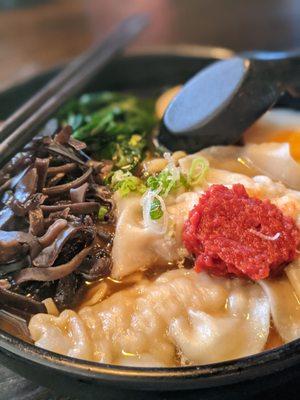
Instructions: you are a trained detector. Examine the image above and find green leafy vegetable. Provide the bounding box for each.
[58,92,157,172]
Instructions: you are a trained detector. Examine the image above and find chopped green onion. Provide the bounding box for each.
[146,169,180,197]
[146,175,160,191]
[98,206,109,221]
[111,170,146,197]
[141,190,168,232]
[150,198,163,220]
[187,157,209,186]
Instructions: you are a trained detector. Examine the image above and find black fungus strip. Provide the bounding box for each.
[34,225,94,268]
[79,252,112,281]
[0,231,39,263]
[0,288,47,315]
[0,207,14,230]
[54,125,73,144]
[47,142,86,165]
[35,158,49,192]
[29,208,45,236]
[13,168,37,204]
[11,193,47,217]
[43,167,92,196]
[70,182,88,203]
[54,274,83,310]
[0,258,30,275]
[47,163,77,175]
[14,246,92,284]
[34,225,77,267]
[54,126,87,151]
[41,202,99,215]
[38,219,68,248]
[0,124,115,312]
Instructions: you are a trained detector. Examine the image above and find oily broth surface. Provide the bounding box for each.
[265,322,284,350]
[78,261,188,310]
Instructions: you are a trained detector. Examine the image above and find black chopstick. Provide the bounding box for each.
[0,13,149,169]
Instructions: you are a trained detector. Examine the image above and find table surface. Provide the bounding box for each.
[1,0,300,398]
[1,0,300,91]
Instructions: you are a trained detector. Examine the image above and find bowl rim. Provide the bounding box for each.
[1,44,300,388]
[1,327,300,385]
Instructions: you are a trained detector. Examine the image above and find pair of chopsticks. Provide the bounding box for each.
[0,14,149,169]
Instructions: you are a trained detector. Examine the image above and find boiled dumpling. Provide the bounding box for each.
[168,279,270,364]
[111,192,198,279]
[29,269,270,367]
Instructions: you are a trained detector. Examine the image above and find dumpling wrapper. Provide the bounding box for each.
[111,192,198,279]
[259,275,300,343]
[29,270,270,367]
[285,258,300,299]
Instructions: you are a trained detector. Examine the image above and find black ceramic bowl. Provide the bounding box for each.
[1,46,300,400]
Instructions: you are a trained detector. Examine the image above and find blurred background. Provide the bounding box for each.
[1,0,300,91]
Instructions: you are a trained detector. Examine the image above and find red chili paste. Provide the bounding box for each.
[183,184,300,280]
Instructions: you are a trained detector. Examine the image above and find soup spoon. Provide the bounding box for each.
[159,50,300,152]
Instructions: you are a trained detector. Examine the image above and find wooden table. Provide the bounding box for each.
[1,0,300,398]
